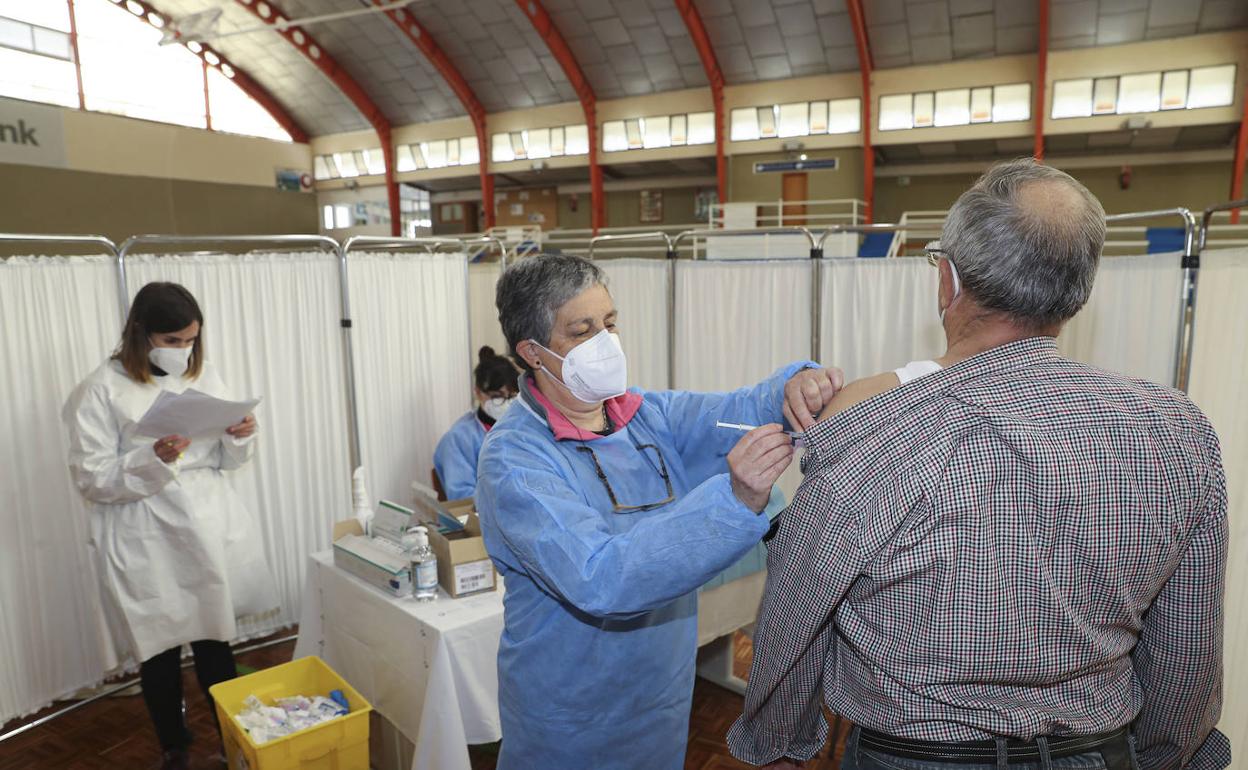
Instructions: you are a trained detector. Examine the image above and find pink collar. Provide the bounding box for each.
[525,375,644,442]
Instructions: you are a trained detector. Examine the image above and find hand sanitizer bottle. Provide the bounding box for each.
[406,526,438,602]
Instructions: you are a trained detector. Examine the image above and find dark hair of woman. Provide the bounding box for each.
[113,282,205,384]
[475,346,518,393]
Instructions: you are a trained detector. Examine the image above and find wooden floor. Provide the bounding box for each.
[0,631,849,770]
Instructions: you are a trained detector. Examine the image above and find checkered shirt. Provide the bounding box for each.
[728,337,1230,770]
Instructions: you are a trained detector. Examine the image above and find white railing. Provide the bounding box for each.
[1202,209,1248,250]
[886,210,1192,257]
[544,224,701,259]
[709,199,867,229]
[885,210,946,257]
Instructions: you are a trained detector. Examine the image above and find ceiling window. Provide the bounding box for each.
[730,100,861,141]
[878,94,914,131]
[969,87,992,123]
[1052,64,1236,119]
[1118,72,1162,114]
[1052,79,1093,119]
[991,84,1031,122]
[0,0,289,140]
[879,83,1029,131]
[934,88,970,127]
[1189,64,1236,109]
[602,112,716,152]
[492,123,589,162]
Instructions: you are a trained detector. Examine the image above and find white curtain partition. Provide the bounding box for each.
[819,258,945,382]
[125,253,353,641]
[0,256,124,721]
[1187,248,1248,764]
[675,259,814,392]
[819,254,1183,386]
[348,252,473,504]
[468,263,506,359]
[598,258,670,392]
[1059,253,1183,385]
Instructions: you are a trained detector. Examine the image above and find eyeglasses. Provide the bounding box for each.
[576,442,675,513]
[924,241,950,267]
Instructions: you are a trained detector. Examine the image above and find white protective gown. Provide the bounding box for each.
[63,358,278,668]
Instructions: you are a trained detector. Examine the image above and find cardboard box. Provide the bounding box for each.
[332,521,412,598]
[426,505,498,598]
[331,506,415,599]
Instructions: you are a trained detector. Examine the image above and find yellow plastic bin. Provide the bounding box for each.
[210,656,372,770]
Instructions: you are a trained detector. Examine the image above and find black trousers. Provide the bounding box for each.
[140,640,237,751]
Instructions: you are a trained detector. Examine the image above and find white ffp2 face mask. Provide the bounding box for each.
[534,329,628,404]
[148,345,192,378]
[939,260,962,323]
[481,396,514,422]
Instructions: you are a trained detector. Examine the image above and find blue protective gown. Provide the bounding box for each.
[433,411,487,500]
[475,362,810,770]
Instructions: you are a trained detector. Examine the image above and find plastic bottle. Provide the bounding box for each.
[406,526,438,602]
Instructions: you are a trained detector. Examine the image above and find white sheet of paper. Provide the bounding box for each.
[134,388,260,439]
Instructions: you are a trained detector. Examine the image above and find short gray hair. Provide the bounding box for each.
[942,159,1106,327]
[496,253,607,370]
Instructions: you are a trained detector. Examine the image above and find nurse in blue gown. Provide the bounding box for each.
[475,254,843,770]
[433,346,518,500]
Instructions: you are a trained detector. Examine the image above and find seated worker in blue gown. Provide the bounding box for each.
[432,346,518,500]
[474,253,845,770]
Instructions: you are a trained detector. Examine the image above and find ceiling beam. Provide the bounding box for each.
[107,0,310,143]
[232,0,399,234]
[373,2,497,229]
[674,0,726,207]
[514,0,604,233]
[846,0,875,223]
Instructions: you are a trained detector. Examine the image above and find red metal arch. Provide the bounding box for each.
[82,0,310,143]
[674,0,726,209]
[233,0,400,234]
[374,2,496,228]
[846,0,875,223]
[1034,0,1050,160]
[514,0,604,233]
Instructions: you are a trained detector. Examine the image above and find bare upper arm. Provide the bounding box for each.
[818,372,901,420]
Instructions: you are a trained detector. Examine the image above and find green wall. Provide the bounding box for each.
[0,162,318,247]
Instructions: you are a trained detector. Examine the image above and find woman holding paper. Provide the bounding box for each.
[63,282,276,770]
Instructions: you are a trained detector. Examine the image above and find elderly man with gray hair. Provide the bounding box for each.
[729,159,1229,770]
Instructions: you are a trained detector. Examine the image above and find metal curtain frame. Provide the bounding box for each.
[1200,199,1248,251]
[340,235,482,429]
[589,231,679,390]
[815,223,927,366]
[671,227,822,363]
[0,233,122,320]
[115,234,362,468]
[1102,209,1198,391]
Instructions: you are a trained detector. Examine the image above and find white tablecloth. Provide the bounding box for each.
[294,551,504,770]
[294,550,766,770]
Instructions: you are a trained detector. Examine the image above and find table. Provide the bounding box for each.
[294,551,503,770]
[294,550,767,770]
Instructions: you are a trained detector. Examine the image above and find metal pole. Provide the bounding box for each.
[667,246,678,390]
[0,233,124,322]
[341,235,494,448]
[587,231,675,259]
[1103,209,1197,391]
[671,226,817,256]
[0,634,297,745]
[811,242,824,363]
[1182,199,1248,392]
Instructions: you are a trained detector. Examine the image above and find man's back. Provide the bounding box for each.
[728,338,1229,770]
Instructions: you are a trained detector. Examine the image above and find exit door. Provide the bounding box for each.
[781,172,807,226]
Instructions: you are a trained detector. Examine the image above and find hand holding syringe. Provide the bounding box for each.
[716,421,804,446]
